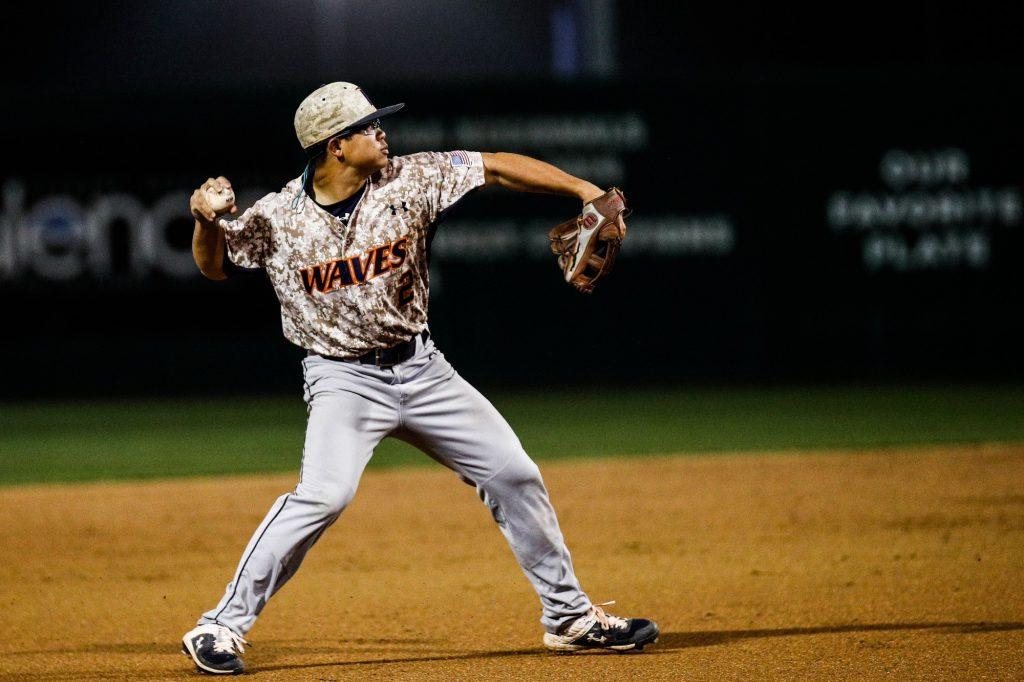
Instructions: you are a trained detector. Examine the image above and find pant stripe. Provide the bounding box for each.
[212,493,291,624]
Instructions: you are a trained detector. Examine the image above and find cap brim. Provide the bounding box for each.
[342,103,405,134]
[303,103,405,157]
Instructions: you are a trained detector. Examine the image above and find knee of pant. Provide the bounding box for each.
[296,482,356,517]
[490,453,543,492]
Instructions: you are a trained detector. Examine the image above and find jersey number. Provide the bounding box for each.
[397,271,414,306]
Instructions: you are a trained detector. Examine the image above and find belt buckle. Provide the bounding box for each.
[375,348,398,369]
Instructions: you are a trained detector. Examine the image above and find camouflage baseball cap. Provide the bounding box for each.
[294,82,404,155]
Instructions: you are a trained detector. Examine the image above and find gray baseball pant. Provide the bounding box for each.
[198,335,592,635]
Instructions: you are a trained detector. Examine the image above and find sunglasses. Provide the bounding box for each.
[335,119,383,140]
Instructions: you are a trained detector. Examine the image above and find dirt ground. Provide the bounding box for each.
[0,444,1021,680]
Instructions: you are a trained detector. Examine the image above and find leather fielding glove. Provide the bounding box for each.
[548,188,628,293]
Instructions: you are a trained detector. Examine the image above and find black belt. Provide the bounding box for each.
[309,330,429,368]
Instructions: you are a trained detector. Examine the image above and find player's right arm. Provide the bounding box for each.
[189,176,237,280]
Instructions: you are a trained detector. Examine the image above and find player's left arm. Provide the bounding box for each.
[481,152,604,204]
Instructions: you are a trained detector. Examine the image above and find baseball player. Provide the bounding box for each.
[180,82,657,675]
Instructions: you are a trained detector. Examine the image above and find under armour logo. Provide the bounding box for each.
[586,633,607,643]
[389,202,409,215]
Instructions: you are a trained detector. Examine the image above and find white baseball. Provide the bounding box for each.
[204,186,235,213]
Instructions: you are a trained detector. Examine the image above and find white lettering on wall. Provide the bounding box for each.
[826,149,1021,272]
[0,180,267,282]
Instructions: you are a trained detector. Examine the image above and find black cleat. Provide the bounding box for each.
[543,601,659,653]
[181,623,249,675]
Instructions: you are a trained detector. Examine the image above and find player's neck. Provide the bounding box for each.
[311,161,368,204]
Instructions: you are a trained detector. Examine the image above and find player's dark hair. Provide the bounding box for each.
[305,141,329,160]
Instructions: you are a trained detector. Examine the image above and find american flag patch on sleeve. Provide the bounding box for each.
[449,150,472,167]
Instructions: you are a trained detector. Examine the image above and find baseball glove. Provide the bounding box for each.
[549,188,628,293]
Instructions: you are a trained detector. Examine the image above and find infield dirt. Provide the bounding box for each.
[0,444,1021,680]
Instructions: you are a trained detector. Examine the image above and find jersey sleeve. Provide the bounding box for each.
[220,199,272,269]
[432,151,486,213]
[400,151,487,223]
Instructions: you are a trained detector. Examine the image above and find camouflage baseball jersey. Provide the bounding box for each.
[221,151,486,356]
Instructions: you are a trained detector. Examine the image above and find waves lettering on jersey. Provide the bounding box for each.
[298,237,409,295]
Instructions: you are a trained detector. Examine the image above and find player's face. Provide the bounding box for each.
[338,121,389,174]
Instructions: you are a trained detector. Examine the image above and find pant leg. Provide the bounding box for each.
[199,356,397,636]
[395,340,591,633]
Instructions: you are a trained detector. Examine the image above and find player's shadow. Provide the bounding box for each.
[652,621,1024,651]
[254,621,1024,673]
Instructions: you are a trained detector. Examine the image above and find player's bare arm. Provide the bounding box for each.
[189,176,236,280]
[481,152,604,204]
[481,153,627,293]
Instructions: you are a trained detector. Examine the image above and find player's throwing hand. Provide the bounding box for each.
[190,176,237,222]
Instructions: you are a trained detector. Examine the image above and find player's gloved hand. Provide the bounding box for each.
[548,187,628,294]
[190,176,238,223]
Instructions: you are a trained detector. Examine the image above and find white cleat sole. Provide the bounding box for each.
[181,640,244,675]
[543,633,659,653]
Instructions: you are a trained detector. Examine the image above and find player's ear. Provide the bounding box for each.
[327,136,345,162]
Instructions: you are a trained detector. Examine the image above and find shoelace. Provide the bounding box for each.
[590,601,629,631]
[212,628,250,655]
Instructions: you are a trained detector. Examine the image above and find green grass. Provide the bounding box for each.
[1,385,1023,485]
